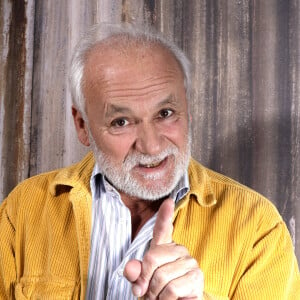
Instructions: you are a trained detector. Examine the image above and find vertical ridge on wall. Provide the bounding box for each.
[274,0,292,217]
[0,0,35,199]
[252,1,281,199]
[289,0,300,260]
[30,1,70,175]
[63,1,96,167]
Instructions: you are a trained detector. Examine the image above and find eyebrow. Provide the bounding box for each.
[155,95,178,108]
[105,94,178,119]
[105,104,133,119]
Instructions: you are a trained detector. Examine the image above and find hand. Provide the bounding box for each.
[124,198,204,299]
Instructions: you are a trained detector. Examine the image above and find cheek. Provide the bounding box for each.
[158,119,189,147]
[93,131,136,161]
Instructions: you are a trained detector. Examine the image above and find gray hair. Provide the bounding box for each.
[69,23,192,118]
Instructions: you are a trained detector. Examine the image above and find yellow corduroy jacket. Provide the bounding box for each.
[0,152,299,299]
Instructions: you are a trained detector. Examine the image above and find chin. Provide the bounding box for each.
[119,174,179,201]
[123,187,173,201]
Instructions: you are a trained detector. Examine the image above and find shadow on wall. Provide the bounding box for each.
[200,116,295,244]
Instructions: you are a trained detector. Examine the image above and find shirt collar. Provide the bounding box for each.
[170,172,190,204]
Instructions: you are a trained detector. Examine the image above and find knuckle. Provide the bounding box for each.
[175,244,187,253]
[163,282,178,298]
[188,268,204,295]
[189,257,199,267]
[143,251,158,267]
[190,267,203,280]
[155,267,168,284]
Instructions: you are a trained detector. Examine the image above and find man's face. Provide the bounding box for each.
[82,42,190,200]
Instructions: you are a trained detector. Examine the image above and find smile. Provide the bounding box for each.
[137,157,169,170]
[139,160,162,168]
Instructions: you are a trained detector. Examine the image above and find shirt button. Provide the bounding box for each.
[117,268,124,277]
[119,218,126,224]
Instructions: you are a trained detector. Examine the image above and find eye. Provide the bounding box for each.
[111,118,129,127]
[159,109,173,118]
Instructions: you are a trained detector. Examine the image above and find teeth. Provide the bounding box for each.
[142,161,161,168]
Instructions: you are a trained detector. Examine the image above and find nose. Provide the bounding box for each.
[134,123,163,155]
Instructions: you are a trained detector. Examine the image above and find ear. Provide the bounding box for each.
[72,106,90,146]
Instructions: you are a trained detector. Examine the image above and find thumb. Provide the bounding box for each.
[124,260,146,297]
[151,198,174,247]
[124,259,142,283]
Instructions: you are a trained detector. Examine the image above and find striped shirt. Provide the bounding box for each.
[86,163,189,299]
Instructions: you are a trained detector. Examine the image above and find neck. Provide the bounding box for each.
[120,192,165,240]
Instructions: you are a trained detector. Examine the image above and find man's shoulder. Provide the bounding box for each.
[2,152,95,216]
[189,157,270,199]
[188,158,282,223]
[8,152,93,193]
[183,159,285,254]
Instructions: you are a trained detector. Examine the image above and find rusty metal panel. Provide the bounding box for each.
[0,0,299,262]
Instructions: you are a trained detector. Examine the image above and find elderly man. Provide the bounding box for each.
[0,23,299,299]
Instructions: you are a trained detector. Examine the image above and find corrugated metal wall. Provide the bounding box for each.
[1,0,299,262]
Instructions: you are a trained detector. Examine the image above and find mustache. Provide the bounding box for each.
[123,146,179,169]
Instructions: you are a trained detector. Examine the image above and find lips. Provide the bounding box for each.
[132,156,172,181]
[136,157,168,171]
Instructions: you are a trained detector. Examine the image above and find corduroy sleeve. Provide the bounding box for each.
[231,221,300,299]
[0,198,17,300]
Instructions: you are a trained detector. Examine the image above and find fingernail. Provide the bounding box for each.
[132,284,142,297]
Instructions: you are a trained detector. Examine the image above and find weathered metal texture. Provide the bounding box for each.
[0,0,299,261]
[0,0,34,202]
[289,0,300,258]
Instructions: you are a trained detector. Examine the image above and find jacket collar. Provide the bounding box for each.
[174,158,217,217]
[49,152,95,196]
[188,158,217,207]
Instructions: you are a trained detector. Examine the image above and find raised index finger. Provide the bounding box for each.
[151,198,175,247]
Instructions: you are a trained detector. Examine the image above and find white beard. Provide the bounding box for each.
[89,135,191,201]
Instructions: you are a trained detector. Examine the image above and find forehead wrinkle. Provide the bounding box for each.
[101,70,180,97]
[105,81,171,97]
[103,87,169,101]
